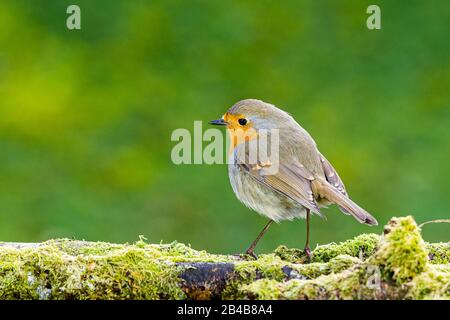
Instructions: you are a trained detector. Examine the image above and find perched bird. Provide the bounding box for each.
[209,99,377,258]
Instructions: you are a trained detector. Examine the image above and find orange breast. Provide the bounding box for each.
[223,112,259,151]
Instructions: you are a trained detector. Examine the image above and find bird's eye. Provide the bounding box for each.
[238,118,247,126]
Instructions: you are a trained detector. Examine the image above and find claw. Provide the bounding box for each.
[303,247,312,262]
[245,250,258,260]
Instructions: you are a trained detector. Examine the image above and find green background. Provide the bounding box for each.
[0,0,449,253]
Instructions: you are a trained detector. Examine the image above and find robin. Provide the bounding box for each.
[209,99,378,259]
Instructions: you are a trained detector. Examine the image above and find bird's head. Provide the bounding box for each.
[209,99,294,148]
[209,98,293,129]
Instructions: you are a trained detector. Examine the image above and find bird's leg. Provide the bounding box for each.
[245,219,273,259]
[304,209,312,261]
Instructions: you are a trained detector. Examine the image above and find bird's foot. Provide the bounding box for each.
[231,251,258,261]
[303,246,312,262]
[245,249,258,260]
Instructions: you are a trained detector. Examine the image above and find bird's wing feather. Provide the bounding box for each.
[318,152,347,196]
[238,161,323,216]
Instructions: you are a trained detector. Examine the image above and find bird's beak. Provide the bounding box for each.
[209,118,228,126]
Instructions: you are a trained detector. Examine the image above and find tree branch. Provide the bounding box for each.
[0,217,448,299]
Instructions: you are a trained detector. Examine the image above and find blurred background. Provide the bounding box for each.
[0,0,449,253]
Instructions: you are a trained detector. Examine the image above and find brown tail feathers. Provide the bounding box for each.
[312,179,378,226]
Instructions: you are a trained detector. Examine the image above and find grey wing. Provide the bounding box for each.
[318,151,350,214]
[238,161,323,217]
[318,152,347,196]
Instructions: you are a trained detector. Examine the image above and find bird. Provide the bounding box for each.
[209,99,378,259]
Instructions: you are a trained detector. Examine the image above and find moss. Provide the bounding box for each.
[287,254,360,279]
[237,254,362,299]
[0,238,240,300]
[369,216,428,284]
[0,240,188,299]
[241,279,284,300]
[244,271,364,300]
[327,254,361,273]
[0,216,448,300]
[310,233,379,262]
[233,254,287,281]
[273,246,305,263]
[274,233,379,263]
[426,242,450,264]
[242,262,406,300]
[222,253,361,299]
[222,254,288,299]
[240,271,361,300]
[242,217,449,300]
[406,265,450,299]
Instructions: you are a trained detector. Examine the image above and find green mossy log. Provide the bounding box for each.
[0,216,448,300]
